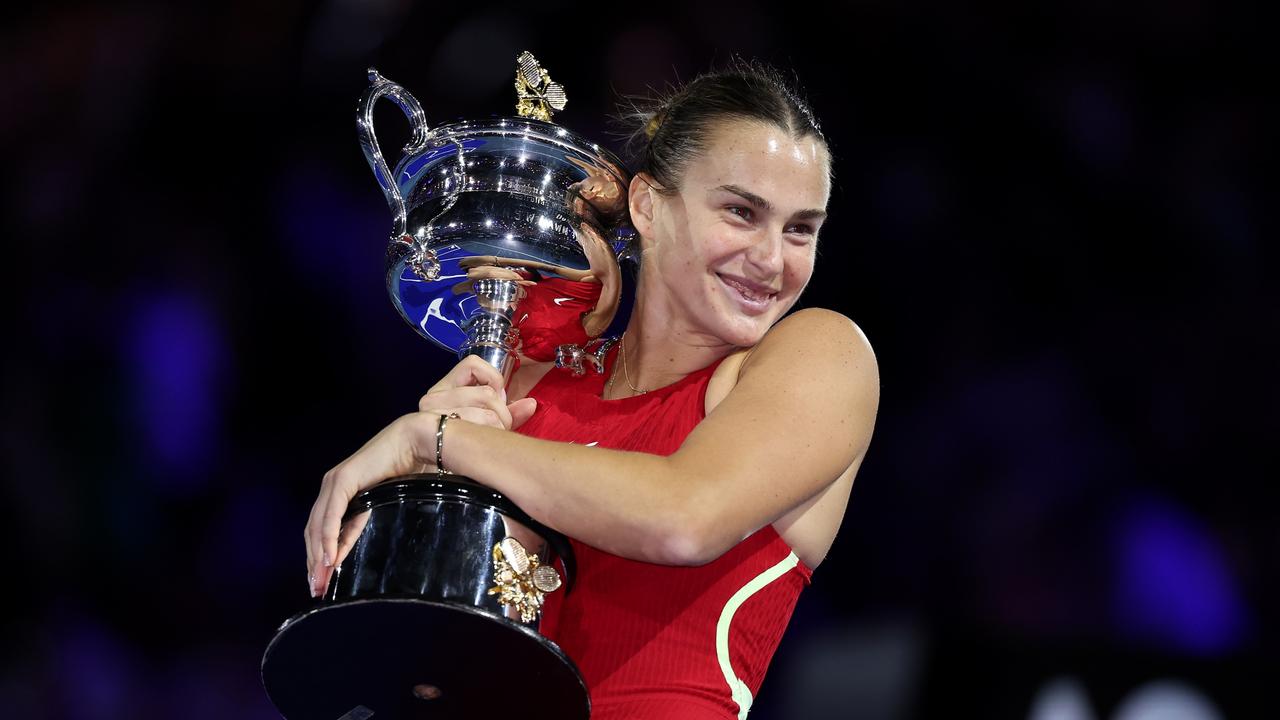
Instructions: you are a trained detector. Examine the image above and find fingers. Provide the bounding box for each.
[509,397,538,430]
[419,383,506,413]
[318,472,354,592]
[305,471,364,598]
[305,475,333,597]
[449,406,507,429]
[465,266,526,281]
[303,514,316,595]
[438,399,536,435]
[418,385,513,429]
[457,255,500,269]
[335,510,371,570]
[303,413,435,598]
[427,355,507,396]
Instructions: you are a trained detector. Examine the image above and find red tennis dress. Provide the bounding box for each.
[515,345,813,719]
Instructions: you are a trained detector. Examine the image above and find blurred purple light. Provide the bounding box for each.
[198,482,295,605]
[55,618,137,720]
[126,291,226,490]
[276,162,383,306]
[1112,495,1249,656]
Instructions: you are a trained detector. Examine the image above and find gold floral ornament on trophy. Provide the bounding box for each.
[489,537,565,623]
[514,51,567,122]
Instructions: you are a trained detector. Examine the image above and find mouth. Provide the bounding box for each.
[716,273,778,313]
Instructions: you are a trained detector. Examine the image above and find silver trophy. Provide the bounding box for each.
[262,53,631,720]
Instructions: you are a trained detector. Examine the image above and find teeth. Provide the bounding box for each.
[721,276,770,302]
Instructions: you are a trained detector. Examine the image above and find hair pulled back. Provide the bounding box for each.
[616,57,828,195]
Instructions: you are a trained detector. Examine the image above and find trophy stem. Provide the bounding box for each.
[460,278,522,380]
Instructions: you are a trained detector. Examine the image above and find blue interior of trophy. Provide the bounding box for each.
[384,124,628,355]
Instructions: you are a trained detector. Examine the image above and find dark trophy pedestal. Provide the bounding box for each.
[262,600,584,719]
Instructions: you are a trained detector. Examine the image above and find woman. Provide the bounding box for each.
[305,60,879,719]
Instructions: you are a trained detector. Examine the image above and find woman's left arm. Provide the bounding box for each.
[313,308,878,577]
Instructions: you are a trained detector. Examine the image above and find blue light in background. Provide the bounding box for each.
[55,616,136,720]
[1111,495,1249,656]
[125,291,227,492]
[276,160,385,308]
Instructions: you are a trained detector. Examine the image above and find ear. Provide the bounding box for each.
[627,172,660,238]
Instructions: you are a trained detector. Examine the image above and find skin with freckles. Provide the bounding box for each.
[620,118,830,386]
[304,118,878,599]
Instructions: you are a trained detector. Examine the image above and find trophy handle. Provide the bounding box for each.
[356,68,431,239]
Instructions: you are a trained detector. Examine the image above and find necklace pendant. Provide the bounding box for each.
[554,336,618,377]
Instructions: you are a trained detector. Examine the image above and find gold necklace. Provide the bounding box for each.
[616,333,647,395]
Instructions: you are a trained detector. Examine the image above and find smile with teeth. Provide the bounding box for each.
[717,274,776,305]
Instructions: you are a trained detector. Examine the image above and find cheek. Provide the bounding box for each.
[650,238,699,277]
[784,246,817,287]
[702,227,751,262]
[668,229,725,270]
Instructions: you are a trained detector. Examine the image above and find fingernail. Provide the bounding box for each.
[323,552,333,568]
[308,574,317,598]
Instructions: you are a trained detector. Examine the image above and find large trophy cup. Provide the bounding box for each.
[261,53,631,720]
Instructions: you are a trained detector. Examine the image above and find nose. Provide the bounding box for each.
[743,226,784,276]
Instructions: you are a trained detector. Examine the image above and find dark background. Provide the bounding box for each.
[2,1,1273,718]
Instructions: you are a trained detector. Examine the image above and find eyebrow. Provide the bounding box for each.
[713,184,828,221]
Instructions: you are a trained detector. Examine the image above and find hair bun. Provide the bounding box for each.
[643,110,668,140]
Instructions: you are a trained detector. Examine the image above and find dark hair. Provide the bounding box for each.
[615,57,829,194]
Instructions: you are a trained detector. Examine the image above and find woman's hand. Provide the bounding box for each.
[303,356,538,598]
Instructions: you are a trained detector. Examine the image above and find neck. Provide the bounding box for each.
[614,274,736,393]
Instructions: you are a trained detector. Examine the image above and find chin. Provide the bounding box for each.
[710,308,789,348]
[701,278,797,346]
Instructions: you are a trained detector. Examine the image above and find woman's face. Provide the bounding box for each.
[635,119,831,347]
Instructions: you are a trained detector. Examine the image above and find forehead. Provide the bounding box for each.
[684,119,831,205]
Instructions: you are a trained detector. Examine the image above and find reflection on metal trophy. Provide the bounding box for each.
[261,52,631,720]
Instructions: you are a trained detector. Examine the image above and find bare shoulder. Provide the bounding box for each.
[746,307,878,409]
[753,307,876,366]
[706,308,879,415]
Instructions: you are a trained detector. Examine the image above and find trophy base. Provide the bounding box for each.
[262,598,589,719]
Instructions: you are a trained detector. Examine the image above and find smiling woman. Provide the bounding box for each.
[628,119,831,348]
[304,58,879,719]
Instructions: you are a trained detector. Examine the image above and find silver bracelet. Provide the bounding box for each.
[435,412,461,475]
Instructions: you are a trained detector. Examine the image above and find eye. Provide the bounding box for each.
[725,206,754,222]
[785,223,820,244]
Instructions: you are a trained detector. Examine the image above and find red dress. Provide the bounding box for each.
[515,345,813,719]
[513,277,602,362]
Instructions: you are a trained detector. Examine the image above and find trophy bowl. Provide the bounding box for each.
[262,56,630,719]
[385,114,632,368]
